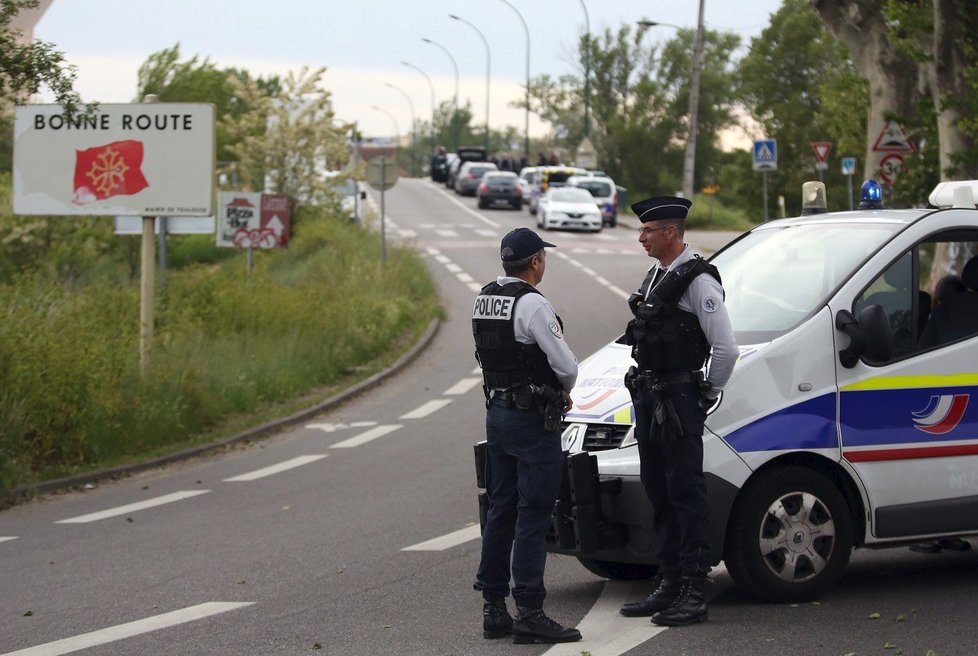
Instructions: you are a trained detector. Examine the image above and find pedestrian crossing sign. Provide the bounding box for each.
[753,139,777,171]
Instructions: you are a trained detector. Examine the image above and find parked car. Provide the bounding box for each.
[446,146,487,188]
[323,172,366,222]
[536,186,603,232]
[516,166,539,205]
[568,174,618,227]
[528,165,587,215]
[477,178,978,602]
[455,161,498,196]
[477,171,521,209]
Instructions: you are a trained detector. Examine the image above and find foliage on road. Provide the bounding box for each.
[0,196,441,496]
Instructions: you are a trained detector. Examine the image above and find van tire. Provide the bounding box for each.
[577,557,657,581]
[725,466,853,603]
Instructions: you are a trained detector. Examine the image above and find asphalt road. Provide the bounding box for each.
[1,178,977,656]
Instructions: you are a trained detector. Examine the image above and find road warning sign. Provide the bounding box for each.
[873,121,916,153]
[753,139,777,172]
[811,142,832,163]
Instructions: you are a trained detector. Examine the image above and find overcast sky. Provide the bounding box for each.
[34,0,785,142]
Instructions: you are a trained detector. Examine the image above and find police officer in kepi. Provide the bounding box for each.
[617,197,738,626]
[472,227,582,645]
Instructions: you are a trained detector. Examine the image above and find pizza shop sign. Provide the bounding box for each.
[12,103,215,217]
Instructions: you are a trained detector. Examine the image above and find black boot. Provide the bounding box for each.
[651,577,708,626]
[512,607,582,644]
[482,600,513,639]
[620,575,683,617]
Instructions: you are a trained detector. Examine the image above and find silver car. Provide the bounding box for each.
[454,162,498,196]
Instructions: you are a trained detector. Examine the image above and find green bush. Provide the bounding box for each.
[0,211,440,493]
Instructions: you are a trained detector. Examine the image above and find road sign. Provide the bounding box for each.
[216,191,291,249]
[13,103,215,216]
[841,157,857,176]
[753,139,777,171]
[872,121,915,153]
[366,157,399,191]
[812,141,832,163]
[878,153,907,185]
[115,216,214,235]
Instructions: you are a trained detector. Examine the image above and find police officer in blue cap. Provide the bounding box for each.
[472,228,582,644]
[618,197,738,626]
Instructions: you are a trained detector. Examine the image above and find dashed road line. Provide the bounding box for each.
[305,421,377,433]
[402,524,481,551]
[330,424,402,449]
[55,490,211,524]
[0,602,254,656]
[222,455,328,482]
[437,229,458,238]
[445,263,462,273]
[400,399,453,419]
[476,229,497,237]
[553,250,629,300]
[445,378,482,395]
[0,536,19,544]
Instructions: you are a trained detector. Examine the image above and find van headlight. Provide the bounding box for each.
[561,424,582,451]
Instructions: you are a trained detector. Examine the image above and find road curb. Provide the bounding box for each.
[7,318,442,503]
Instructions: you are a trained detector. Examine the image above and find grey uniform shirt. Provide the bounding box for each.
[495,276,578,393]
[639,246,738,397]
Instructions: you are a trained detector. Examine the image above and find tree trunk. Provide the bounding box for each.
[932,0,978,180]
[812,0,923,181]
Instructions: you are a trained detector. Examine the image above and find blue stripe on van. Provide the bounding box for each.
[723,393,837,453]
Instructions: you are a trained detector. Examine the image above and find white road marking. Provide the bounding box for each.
[0,536,19,544]
[445,263,462,273]
[400,399,453,419]
[402,524,481,551]
[435,254,451,264]
[426,247,441,255]
[542,581,667,656]
[445,378,482,395]
[594,233,615,241]
[55,490,211,524]
[305,421,378,433]
[551,250,629,299]
[222,455,328,482]
[435,188,500,227]
[456,272,474,283]
[437,229,459,238]
[1,602,254,656]
[398,229,417,238]
[472,366,482,375]
[468,282,483,292]
[330,424,402,449]
[476,229,497,237]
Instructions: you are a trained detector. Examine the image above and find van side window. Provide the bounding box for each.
[856,233,978,363]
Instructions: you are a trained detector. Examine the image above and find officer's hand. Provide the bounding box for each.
[698,393,717,412]
[563,391,573,413]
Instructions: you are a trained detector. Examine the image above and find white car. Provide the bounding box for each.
[477,179,978,602]
[536,186,603,232]
[516,166,539,205]
[568,174,618,227]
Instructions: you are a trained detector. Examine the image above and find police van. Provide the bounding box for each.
[475,180,978,602]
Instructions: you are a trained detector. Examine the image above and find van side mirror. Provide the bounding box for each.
[835,305,894,368]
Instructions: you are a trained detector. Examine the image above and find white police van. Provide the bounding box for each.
[477,180,978,602]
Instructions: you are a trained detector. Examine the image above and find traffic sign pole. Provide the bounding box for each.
[763,170,769,222]
[380,157,387,262]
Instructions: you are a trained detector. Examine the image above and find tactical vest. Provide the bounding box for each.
[472,281,561,391]
[621,256,721,373]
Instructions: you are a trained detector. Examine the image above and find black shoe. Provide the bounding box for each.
[482,600,513,639]
[512,607,582,644]
[651,577,708,627]
[620,575,683,617]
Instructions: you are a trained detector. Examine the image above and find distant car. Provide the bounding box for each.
[324,172,366,222]
[446,146,487,188]
[568,174,618,227]
[477,171,521,210]
[536,186,603,232]
[431,152,449,183]
[516,166,539,205]
[528,165,587,215]
[455,161,498,196]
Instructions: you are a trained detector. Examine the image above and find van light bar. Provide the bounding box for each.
[929,180,978,208]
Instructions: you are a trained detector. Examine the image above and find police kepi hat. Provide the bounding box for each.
[631,196,692,223]
[500,227,555,262]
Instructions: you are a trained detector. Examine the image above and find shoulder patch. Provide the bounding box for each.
[549,318,563,338]
[702,296,719,313]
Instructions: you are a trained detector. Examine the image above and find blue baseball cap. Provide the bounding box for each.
[631,196,692,223]
[500,227,556,262]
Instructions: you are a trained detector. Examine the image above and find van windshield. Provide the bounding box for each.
[711,222,902,343]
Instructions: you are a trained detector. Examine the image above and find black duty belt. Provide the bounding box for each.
[628,369,702,392]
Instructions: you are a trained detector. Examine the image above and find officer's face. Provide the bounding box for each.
[638,221,674,257]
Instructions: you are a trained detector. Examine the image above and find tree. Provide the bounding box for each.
[224,66,353,210]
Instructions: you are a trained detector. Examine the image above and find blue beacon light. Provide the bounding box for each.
[858,179,884,209]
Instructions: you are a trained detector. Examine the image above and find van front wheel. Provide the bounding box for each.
[725,466,853,603]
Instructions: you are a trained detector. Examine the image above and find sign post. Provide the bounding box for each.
[753,139,777,221]
[841,156,857,210]
[366,156,399,261]
[811,141,832,183]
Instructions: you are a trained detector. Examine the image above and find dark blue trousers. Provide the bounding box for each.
[634,384,711,579]
[474,396,563,609]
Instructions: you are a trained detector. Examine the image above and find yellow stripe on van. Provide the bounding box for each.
[841,373,978,392]
[613,406,633,424]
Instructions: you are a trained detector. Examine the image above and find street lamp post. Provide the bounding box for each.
[385,81,418,177]
[498,0,530,161]
[372,104,401,144]
[422,37,460,151]
[638,4,705,201]
[579,0,590,138]
[401,60,437,157]
[449,13,491,153]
